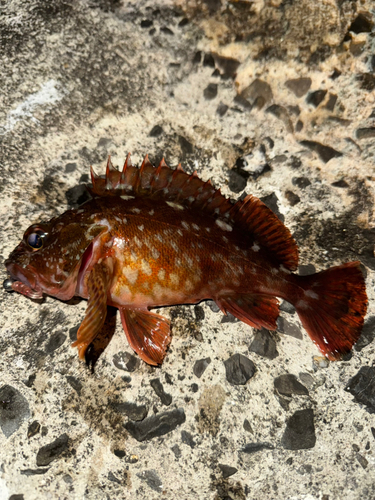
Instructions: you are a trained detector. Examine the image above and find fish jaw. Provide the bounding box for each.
[5,262,44,299]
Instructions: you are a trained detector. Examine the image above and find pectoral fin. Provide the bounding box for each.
[72,262,111,359]
[120,309,171,365]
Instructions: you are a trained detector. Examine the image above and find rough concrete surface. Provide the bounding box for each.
[1,1,375,499]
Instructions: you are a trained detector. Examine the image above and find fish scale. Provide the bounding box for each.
[4,155,368,366]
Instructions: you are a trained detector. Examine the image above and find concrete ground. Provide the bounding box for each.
[1,1,375,499]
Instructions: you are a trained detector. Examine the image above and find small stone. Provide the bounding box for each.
[171,444,182,458]
[221,312,238,324]
[277,318,303,339]
[241,79,273,106]
[111,401,148,421]
[349,12,374,33]
[243,419,253,433]
[299,140,342,163]
[45,331,67,354]
[206,300,220,313]
[282,409,316,450]
[193,358,211,378]
[345,366,375,413]
[36,433,69,466]
[241,442,274,453]
[113,352,140,372]
[356,454,368,469]
[66,376,82,396]
[285,191,300,206]
[279,300,296,315]
[266,104,294,133]
[357,73,375,91]
[20,468,49,476]
[298,373,315,389]
[125,408,186,441]
[0,385,30,438]
[27,420,41,439]
[108,471,122,484]
[190,383,199,393]
[213,54,241,79]
[260,192,284,222]
[312,356,330,370]
[356,128,375,140]
[137,470,163,492]
[114,449,126,458]
[306,90,327,107]
[249,329,278,360]
[218,464,238,478]
[65,162,77,173]
[140,19,153,28]
[295,120,303,132]
[149,125,163,137]
[298,264,316,276]
[203,53,215,67]
[224,354,256,385]
[228,170,248,193]
[331,179,349,188]
[274,374,309,396]
[9,495,24,500]
[324,93,337,111]
[150,378,172,406]
[354,316,375,352]
[216,103,229,116]
[285,77,312,97]
[292,176,311,189]
[181,430,196,448]
[233,94,252,110]
[194,305,205,321]
[203,83,218,100]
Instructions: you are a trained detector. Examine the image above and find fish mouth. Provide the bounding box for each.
[4,262,44,300]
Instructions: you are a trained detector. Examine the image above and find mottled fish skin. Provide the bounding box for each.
[4,155,368,365]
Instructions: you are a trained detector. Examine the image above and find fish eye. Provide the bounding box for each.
[26,229,46,250]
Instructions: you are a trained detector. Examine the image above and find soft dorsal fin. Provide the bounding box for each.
[229,195,298,271]
[89,155,298,270]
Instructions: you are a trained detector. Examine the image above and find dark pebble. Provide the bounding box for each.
[260,193,284,222]
[65,184,90,208]
[282,409,316,450]
[192,51,202,64]
[249,329,278,360]
[178,18,189,27]
[150,378,172,406]
[306,90,327,107]
[285,190,300,206]
[97,137,112,148]
[203,83,218,100]
[274,374,309,396]
[233,94,252,110]
[356,128,375,139]
[45,331,67,354]
[325,93,337,111]
[224,354,256,386]
[356,454,368,469]
[243,419,253,433]
[140,19,153,28]
[23,374,36,388]
[0,385,30,438]
[125,408,186,441]
[295,120,303,132]
[299,140,342,163]
[213,54,241,79]
[298,264,316,276]
[241,78,273,106]
[345,366,375,413]
[171,444,182,458]
[285,77,312,97]
[27,420,41,439]
[114,449,126,458]
[149,125,163,137]
[216,103,229,116]
[221,312,238,323]
[354,316,375,353]
[108,471,122,484]
[111,401,148,421]
[218,464,238,478]
[137,470,163,492]
[194,305,205,321]
[190,383,199,393]
[181,430,196,448]
[277,317,303,339]
[228,170,248,193]
[241,442,274,453]
[9,495,24,500]
[203,53,215,67]
[356,73,375,91]
[193,358,211,378]
[66,376,82,396]
[292,176,311,189]
[65,162,77,173]
[331,179,349,188]
[69,325,79,341]
[349,12,374,34]
[279,300,296,315]
[178,135,194,157]
[36,433,69,466]
[266,105,294,133]
[112,352,140,372]
[206,300,220,313]
[20,468,49,476]
[161,27,174,35]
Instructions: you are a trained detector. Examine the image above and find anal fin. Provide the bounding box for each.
[120,309,171,365]
[217,293,279,330]
[71,262,111,359]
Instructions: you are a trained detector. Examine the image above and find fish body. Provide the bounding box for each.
[4,155,368,365]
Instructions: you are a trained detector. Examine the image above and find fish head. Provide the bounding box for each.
[5,210,107,301]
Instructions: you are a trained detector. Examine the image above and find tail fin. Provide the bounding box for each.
[293,262,367,360]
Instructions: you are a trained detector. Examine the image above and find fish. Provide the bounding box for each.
[4,154,368,365]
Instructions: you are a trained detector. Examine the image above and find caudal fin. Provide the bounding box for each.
[294,262,367,360]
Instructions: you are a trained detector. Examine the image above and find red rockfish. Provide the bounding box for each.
[4,155,368,365]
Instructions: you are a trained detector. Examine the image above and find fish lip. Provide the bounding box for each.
[5,262,43,299]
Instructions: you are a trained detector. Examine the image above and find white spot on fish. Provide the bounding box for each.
[141,260,152,276]
[296,299,309,310]
[149,209,155,216]
[131,207,141,214]
[152,248,160,259]
[171,241,179,252]
[177,229,183,237]
[120,195,135,200]
[305,290,319,299]
[185,279,194,292]
[251,243,260,252]
[205,227,211,233]
[133,236,142,248]
[192,223,200,231]
[139,225,144,232]
[280,265,291,274]
[222,236,228,243]
[181,221,189,230]
[158,269,166,281]
[156,234,163,243]
[123,267,138,285]
[167,201,184,210]
[170,273,179,286]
